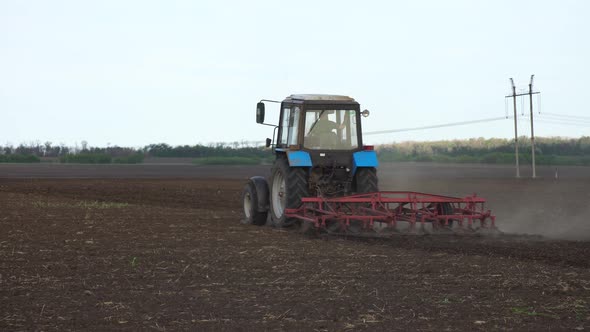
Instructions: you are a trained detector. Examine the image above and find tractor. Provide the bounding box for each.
[242,94,378,229]
[242,94,496,235]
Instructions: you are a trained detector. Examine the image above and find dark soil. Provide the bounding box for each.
[1,165,590,331]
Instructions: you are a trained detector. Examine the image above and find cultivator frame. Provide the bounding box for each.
[285,191,496,235]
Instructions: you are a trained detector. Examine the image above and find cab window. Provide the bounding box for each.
[303,109,358,150]
[278,106,300,147]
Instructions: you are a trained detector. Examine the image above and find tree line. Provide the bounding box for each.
[377,136,590,165]
[0,141,269,164]
[1,137,589,165]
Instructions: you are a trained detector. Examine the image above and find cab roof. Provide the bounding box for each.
[284,94,357,103]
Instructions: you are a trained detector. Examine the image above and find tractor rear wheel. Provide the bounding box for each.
[269,158,309,228]
[355,167,378,193]
[352,167,379,234]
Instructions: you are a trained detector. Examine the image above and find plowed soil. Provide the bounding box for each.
[1,163,589,331]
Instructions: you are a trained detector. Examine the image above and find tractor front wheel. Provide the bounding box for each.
[269,158,309,228]
[242,179,268,226]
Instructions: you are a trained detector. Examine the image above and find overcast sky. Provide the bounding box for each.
[1,0,588,147]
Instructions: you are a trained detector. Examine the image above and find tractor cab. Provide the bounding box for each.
[255,94,378,205]
[257,94,368,153]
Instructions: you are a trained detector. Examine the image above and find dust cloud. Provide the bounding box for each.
[500,207,590,241]
[376,163,590,241]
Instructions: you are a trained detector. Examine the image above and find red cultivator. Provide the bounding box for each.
[285,191,497,236]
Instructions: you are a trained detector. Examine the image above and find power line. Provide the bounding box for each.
[363,117,508,136]
[521,113,590,125]
[541,112,590,121]
[539,116,590,125]
[534,119,590,127]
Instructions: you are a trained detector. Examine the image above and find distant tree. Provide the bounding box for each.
[3,145,12,155]
[59,143,69,155]
[44,141,52,156]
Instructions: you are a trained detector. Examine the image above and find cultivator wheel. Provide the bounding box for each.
[285,191,497,237]
[420,202,455,234]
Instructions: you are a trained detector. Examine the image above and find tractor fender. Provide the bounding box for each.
[248,176,269,212]
[286,150,312,167]
[352,150,379,175]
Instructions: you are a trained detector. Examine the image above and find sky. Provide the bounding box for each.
[1,0,589,148]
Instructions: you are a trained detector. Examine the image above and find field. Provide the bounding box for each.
[1,162,590,331]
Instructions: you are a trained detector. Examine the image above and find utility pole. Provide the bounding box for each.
[505,76,541,179]
[510,78,520,178]
[529,75,536,178]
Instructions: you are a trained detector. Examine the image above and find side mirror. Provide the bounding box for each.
[265,138,272,148]
[256,102,265,123]
[361,109,370,118]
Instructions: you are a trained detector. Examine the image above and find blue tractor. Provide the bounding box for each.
[242,94,379,229]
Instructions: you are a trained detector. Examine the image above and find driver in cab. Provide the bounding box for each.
[307,111,345,148]
[310,111,344,135]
